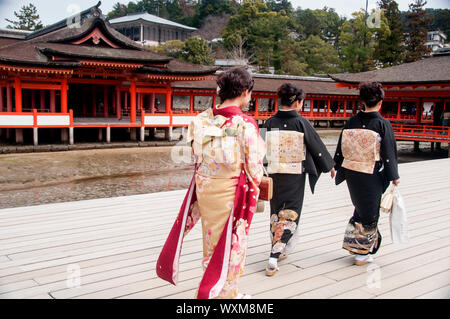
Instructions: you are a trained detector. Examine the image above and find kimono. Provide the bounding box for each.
[156,105,266,299]
[263,110,335,259]
[334,111,399,255]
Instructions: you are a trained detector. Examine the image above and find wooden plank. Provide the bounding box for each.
[0,158,449,299]
[375,270,450,299]
[416,285,450,299]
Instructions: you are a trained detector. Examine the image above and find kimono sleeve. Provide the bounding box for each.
[243,121,266,185]
[302,118,335,173]
[380,120,400,181]
[333,130,344,170]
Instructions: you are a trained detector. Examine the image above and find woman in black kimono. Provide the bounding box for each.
[263,83,335,276]
[334,82,400,266]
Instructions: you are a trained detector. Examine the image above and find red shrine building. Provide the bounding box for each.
[0,2,449,148]
[330,53,450,147]
[0,3,216,145]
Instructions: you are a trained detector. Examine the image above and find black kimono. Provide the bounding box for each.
[263,110,335,259]
[334,111,399,255]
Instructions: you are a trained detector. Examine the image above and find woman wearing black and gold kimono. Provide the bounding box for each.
[263,83,335,276]
[334,82,400,266]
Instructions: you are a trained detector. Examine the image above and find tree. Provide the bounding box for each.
[294,8,344,45]
[278,35,341,76]
[153,40,185,59]
[106,2,129,19]
[222,0,290,71]
[375,0,405,67]
[297,35,342,75]
[265,0,293,15]
[5,3,43,31]
[338,10,390,72]
[404,0,433,62]
[426,9,450,37]
[182,37,215,65]
[191,0,240,28]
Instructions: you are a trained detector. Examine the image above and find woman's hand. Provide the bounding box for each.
[393,179,400,186]
[330,168,336,179]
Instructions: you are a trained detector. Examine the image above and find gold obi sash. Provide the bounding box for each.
[341,129,381,174]
[266,130,305,174]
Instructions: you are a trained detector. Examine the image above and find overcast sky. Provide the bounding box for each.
[0,0,448,29]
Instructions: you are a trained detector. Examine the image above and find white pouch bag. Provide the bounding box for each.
[389,187,409,244]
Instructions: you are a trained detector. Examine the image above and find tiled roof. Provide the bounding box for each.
[173,75,359,96]
[330,55,450,85]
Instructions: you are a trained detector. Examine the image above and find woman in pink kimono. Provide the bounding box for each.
[157,68,266,299]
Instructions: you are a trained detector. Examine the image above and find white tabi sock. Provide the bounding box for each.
[268,257,278,268]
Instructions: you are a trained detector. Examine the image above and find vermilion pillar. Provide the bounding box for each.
[130,81,136,123]
[61,79,68,113]
[326,99,331,118]
[31,90,36,110]
[103,85,108,118]
[0,86,3,111]
[82,88,87,116]
[416,99,422,124]
[6,84,12,112]
[115,86,121,119]
[40,89,45,112]
[50,90,56,113]
[92,87,96,117]
[149,93,155,113]
[166,90,172,114]
[397,101,401,119]
[14,77,22,112]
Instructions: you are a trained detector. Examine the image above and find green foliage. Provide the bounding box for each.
[153,37,214,65]
[5,3,43,31]
[105,0,448,74]
[426,9,450,38]
[182,37,215,65]
[375,0,405,67]
[404,0,433,62]
[338,10,390,73]
[153,40,185,59]
[222,0,290,70]
[293,8,343,45]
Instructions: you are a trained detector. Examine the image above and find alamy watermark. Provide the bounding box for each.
[66,3,82,29]
[66,264,82,288]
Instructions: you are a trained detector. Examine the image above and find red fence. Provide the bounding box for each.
[392,123,450,143]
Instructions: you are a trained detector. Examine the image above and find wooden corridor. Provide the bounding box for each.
[0,159,449,299]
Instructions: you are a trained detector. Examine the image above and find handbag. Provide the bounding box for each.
[258,166,273,202]
[380,184,395,214]
[390,187,409,243]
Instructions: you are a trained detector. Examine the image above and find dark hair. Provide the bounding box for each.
[277,83,306,106]
[216,67,254,102]
[359,82,385,108]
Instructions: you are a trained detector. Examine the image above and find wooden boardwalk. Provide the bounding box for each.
[0,158,449,299]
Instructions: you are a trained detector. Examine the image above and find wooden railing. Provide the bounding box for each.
[392,123,450,143]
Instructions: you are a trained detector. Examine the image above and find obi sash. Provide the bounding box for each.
[341,129,381,174]
[266,130,305,174]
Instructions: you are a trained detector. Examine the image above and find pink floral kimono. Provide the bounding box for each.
[157,105,266,299]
